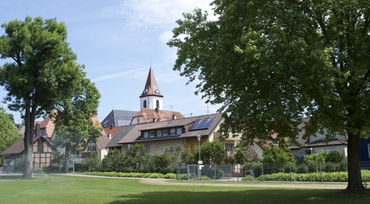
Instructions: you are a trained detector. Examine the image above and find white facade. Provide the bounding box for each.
[140,95,163,110]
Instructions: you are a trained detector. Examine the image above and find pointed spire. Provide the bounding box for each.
[140,67,163,98]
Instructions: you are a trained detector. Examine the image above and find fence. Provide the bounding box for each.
[175,161,370,182]
[176,164,237,180]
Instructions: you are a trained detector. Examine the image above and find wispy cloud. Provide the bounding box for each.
[92,67,147,83]
[110,0,214,29]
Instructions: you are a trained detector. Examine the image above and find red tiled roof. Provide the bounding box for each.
[1,136,51,156]
[131,108,184,124]
[38,116,55,139]
[103,126,120,137]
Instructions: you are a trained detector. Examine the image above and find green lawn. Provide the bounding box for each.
[0,174,369,204]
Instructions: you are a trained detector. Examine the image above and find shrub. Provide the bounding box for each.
[306,161,319,173]
[101,150,125,172]
[323,162,337,172]
[325,151,344,163]
[244,162,263,177]
[242,175,256,181]
[296,164,308,173]
[164,173,176,179]
[283,163,296,173]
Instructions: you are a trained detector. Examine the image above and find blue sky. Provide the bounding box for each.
[0,0,219,123]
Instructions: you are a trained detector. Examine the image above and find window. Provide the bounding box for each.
[176,128,182,135]
[149,131,155,138]
[157,130,162,137]
[159,145,165,153]
[170,128,176,135]
[368,144,370,158]
[88,145,96,152]
[146,144,150,154]
[156,100,160,109]
[163,129,168,136]
[143,131,149,138]
[143,100,147,108]
[225,144,234,151]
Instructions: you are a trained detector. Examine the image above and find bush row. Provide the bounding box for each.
[243,170,370,182]
[81,171,177,179]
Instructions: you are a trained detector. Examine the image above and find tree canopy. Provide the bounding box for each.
[168,0,369,191]
[0,107,19,156]
[0,17,96,178]
[52,77,101,172]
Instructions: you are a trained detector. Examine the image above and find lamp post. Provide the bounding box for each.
[197,135,202,179]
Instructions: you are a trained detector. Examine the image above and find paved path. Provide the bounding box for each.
[63,173,348,189]
[139,178,347,189]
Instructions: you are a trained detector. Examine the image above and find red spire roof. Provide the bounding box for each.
[140,67,163,98]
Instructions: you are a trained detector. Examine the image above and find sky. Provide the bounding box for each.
[0,0,219,124]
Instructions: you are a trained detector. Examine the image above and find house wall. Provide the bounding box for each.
[32,139,54,169]
[311,145,347,157]
[292,145,348,159]
[139,139,187,154]
[99,148,108,161]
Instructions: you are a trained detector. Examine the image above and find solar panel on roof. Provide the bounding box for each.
[190,118,214,131]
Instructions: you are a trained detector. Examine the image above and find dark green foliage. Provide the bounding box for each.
[149,153,174,174]
[307,161,319,173]
[234,143,259,164]
[74,157,101,172]
[124,144,148,172]
[326,151,344,163]
[297,163,308,173]
[0,16,92,178]
[262,145,295,173]
[0,107,19,158]
[200,141,225,164]
[244,162,263,178]
[168,0,370,191]
[47,151,65,171]
[101,149,125,172]
[254,170,370,183]
[180,147,195,164]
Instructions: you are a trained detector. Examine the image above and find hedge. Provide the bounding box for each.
[81,171,177,179]
[247,170,370,182]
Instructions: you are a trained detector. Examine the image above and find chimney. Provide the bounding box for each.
[35,123,41,137]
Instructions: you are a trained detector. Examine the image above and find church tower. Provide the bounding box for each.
[140,68,163,110]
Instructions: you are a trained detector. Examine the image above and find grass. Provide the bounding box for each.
[0,174,370,204]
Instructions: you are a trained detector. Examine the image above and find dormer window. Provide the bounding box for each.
[140,126,183,140]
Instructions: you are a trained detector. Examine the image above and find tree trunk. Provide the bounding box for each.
[23,108,34,178]
[346,131,365,191]
[64,143,70,173]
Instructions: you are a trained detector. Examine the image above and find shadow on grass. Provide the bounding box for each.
[109,189,370,204]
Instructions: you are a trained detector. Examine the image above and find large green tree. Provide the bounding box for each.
[0,107,19,157]
[200,141,225,164]
[0,17,88,178]
[52,78,101,173]
[168,0,369,191]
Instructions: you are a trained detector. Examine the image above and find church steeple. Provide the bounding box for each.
[140,68,163,110]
